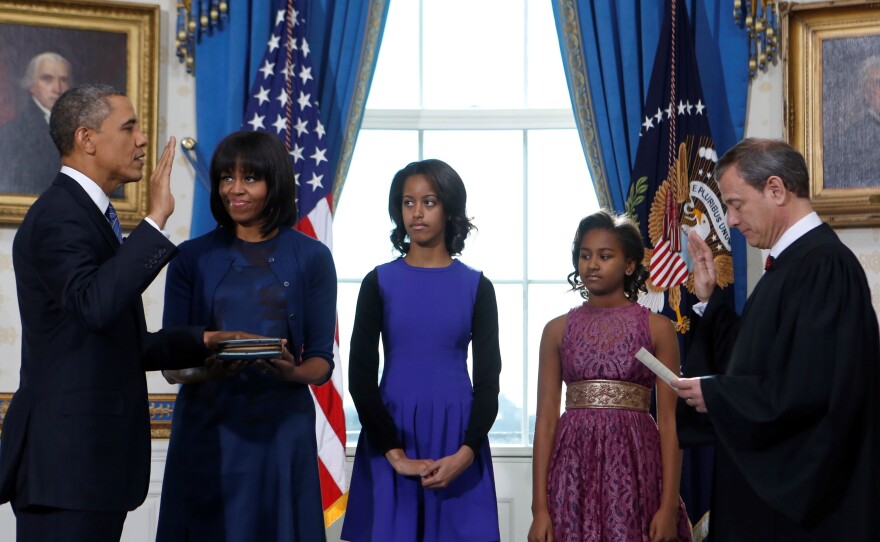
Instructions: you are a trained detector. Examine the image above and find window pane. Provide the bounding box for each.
[365,0,420,109]
[526,0,572,108]
[423,130,524,280]
[334,130,419,279]
[488,283,524,445]
[527,129,597,281]
[422,0,525,109]
[526,283,582,444]
[338,0,585,450]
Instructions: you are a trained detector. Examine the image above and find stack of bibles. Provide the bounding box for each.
[216,338,284,362]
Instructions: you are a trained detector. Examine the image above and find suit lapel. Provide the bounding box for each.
[55,173,120,250]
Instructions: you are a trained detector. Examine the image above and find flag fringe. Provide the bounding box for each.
[323,491,349,527]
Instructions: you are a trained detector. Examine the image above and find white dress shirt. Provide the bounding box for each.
[60,165,167,237]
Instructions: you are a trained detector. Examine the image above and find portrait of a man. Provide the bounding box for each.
[822,36,880,190]
[0,52,73,195]
[0,21,126,197]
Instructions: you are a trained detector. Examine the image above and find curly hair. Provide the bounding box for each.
[566,209,648,302]
[388,159,475,256]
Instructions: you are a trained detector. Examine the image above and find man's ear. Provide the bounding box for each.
[73,126,97,155]
[765,175,788,204]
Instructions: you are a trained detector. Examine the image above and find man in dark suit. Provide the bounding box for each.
[674,138,880,539]
[0,52,72,195]
[0,84,248,541]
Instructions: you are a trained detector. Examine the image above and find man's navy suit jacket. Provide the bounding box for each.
[0,173,208,512]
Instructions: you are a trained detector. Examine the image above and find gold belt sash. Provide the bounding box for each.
[565,379,651,412]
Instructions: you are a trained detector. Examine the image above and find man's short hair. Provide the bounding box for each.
[49,84,123,156]
[20,52,72,89]
[715,138,810,198]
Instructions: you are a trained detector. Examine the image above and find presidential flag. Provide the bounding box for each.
[627,0,734,529]
[628,0,733,334]
[242,0,347,525]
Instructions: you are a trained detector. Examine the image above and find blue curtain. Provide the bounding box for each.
[187,0,389,237]
[552,0,751,526]
[552,0,749,311]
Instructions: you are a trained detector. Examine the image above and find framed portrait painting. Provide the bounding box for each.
[0,0,158,228]
[784,1,880,227]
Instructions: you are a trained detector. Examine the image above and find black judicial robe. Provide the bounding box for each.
[681,223,880,540]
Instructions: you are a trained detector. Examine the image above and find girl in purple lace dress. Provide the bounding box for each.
[529,210,691,542]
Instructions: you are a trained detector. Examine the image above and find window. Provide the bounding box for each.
[334,0,598,448]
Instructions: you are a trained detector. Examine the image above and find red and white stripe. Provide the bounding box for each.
[296,194,348,525]
[650,237,689,288]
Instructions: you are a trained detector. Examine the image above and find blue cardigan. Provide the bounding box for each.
[163,226,337,377]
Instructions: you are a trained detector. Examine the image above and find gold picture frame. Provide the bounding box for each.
[0,0,158,228]
[784,1,880,227]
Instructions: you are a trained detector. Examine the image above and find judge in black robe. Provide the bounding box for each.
[675,138,880,541]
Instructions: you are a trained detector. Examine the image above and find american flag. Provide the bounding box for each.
[242,0,347,525]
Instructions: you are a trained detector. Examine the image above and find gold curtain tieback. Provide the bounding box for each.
[566,379,651,412]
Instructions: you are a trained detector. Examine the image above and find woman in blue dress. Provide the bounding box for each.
[341,159,502,542]
[156,131,336,541]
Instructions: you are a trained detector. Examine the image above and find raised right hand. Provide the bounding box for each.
[687,229,716,302]
[146,136,176,229]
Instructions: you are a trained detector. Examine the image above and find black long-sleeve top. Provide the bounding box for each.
[348,268,502,454]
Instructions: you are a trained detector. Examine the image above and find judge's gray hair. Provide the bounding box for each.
[715,138,810,198]
[49,84,123,157]
[20,52,72,89]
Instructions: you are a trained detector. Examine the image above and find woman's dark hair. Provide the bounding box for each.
[209,131,297,236]
[567,209,648,302]
[388,159,475,256]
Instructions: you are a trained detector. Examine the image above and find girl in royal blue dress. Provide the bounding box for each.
[157,131,336,541]
[342,159,501,542]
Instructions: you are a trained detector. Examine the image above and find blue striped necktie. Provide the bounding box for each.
[105,203,123,244]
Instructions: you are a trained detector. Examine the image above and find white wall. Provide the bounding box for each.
[1,0,878,540]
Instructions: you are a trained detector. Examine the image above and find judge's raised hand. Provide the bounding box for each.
[146,136,177,229]
[687,229,716,302]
